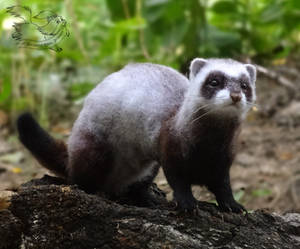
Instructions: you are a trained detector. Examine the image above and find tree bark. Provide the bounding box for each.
[0,175,299,249]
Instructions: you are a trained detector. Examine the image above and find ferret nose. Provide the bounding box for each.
[230,92,242,103]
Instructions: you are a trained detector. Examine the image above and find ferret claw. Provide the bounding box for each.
[218,200,247,214]
[175,201,199,214]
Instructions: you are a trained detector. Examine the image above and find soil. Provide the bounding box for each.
[1,72,300,213]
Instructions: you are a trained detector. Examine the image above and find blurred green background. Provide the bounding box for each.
[1,0,300,127]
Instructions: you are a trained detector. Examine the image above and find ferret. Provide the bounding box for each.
[17,58,256,212]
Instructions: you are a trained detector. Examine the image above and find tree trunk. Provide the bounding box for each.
[0,175,299,249]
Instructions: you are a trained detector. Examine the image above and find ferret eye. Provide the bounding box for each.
[209,79,219,87]
[241,82,248,90]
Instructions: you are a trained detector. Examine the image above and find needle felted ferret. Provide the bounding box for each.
[17,58,256,212]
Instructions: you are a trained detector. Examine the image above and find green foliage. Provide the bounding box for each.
[0,77,12,103]
[251,188,272,197]
[0,0,299,121]
[234,189,245,202]
[69,82,95,101]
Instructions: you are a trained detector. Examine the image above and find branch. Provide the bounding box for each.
[136,0,150,59]
[121,0,131,19]
[0,175,299,249]
[255,64,297,91]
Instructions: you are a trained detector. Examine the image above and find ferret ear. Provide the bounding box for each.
[245,64,256,84]
[190,58,207,80]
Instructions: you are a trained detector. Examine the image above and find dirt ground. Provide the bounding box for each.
[1,72,300,214]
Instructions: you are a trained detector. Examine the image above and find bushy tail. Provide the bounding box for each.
[17,113,68,178]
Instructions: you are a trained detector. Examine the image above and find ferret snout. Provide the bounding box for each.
[230,92,242,103]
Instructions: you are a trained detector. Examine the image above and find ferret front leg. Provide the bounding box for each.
[164,168,197,211]
[173,183,197,211]
[207,171,246,213]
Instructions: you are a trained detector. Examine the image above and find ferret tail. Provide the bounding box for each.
[17,113,68,178]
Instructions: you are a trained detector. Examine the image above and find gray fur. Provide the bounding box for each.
[67,63,189,192]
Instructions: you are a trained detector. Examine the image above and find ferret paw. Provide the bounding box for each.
[131,191,160,208]
[141,194,161,207]
[218,200,247,214]
[175,198,198,213]
[116,189,160,208]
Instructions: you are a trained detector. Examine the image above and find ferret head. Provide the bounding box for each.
[189,58,256,119]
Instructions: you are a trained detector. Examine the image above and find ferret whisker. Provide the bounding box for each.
[192,103,215,114]
[208,96,260,108]
[191,108,217,124]
[245,102,260,108]
[248,101,259,106]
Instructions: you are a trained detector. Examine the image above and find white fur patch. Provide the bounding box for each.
[215,89,230,106]
[240,92,252,118]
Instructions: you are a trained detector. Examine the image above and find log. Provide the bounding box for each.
[0,175,299,249]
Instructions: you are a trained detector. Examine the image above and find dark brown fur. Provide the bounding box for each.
[67,132,114,194]
[17,113,68,178]
[159,112,245,212]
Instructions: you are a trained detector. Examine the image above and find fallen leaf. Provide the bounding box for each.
[278,152,293,161]
[0,191,16,210]
[11,167,22,174]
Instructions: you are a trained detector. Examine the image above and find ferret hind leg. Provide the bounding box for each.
[67,132,114,194]
[121,161,160,207]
